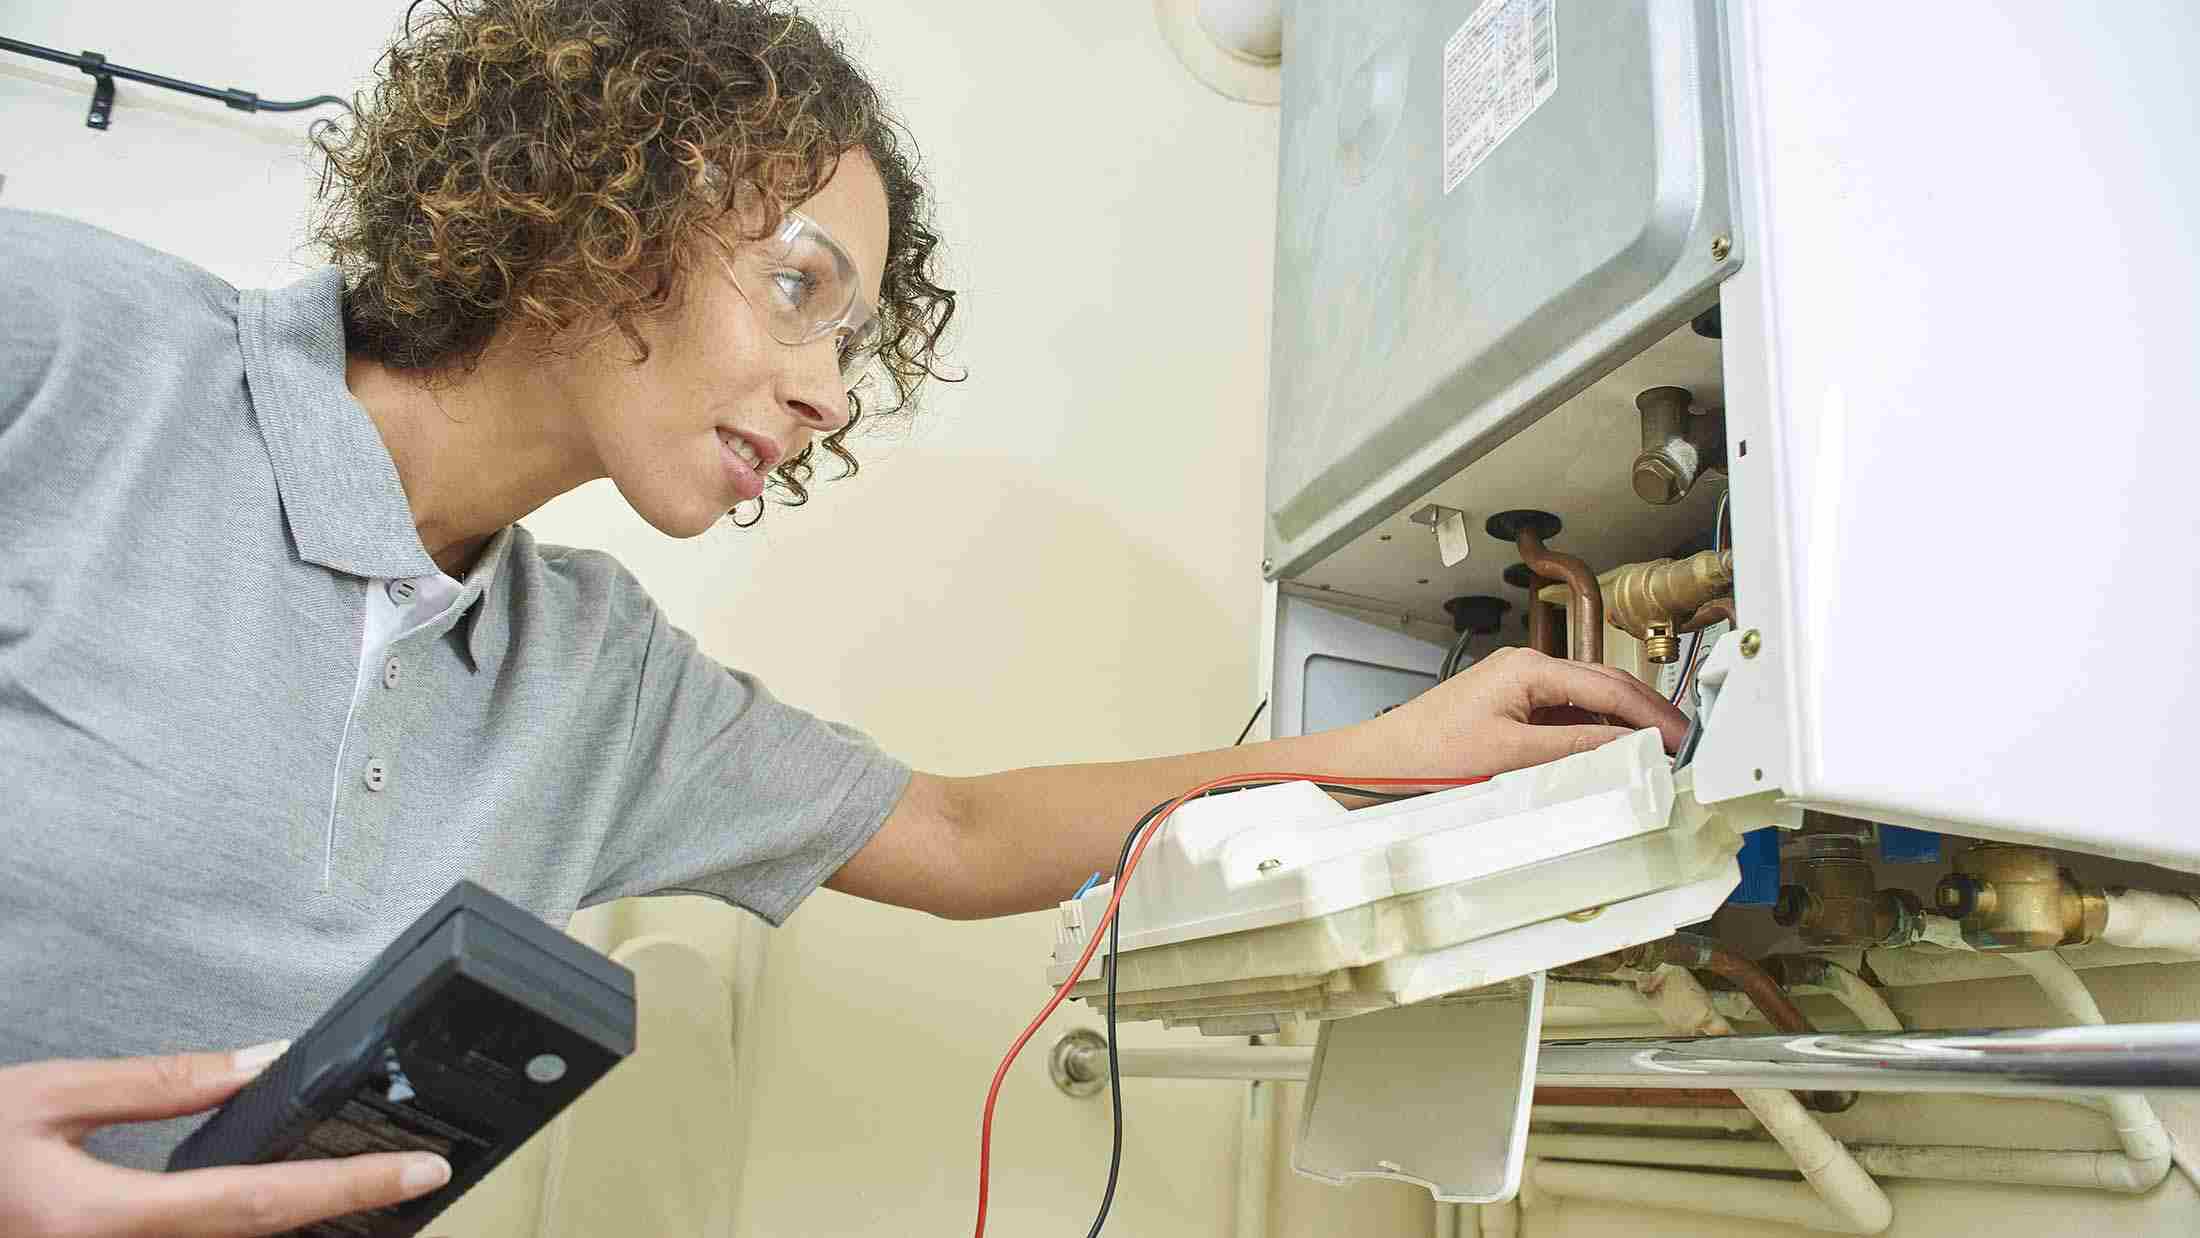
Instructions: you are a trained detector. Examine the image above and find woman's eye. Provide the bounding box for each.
[770,269,812,308]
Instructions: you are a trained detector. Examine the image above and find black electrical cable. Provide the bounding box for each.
[1439,626,1475,681]
[0,35,350,117]
[1081,778,1427,1237]
[1231,698,1268,747]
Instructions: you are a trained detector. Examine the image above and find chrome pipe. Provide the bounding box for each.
[1538,1022,2200,1096]
[1063,1022,2200,1095]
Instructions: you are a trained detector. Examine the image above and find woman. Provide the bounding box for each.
[0,1,1683,1233]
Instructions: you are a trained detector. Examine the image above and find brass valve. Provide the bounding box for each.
[1538,548,1734,663]
[1632,386,1727,506]
[1932,845,2107,952]
[1769,819,1924,947]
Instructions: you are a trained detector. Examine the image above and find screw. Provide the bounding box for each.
[1739,629,1762,659]
[1257,858,1282,874]
[1261,556,1274,573]
[1711,234,1733,261]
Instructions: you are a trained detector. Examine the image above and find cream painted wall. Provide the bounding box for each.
[0,2,1437,1235]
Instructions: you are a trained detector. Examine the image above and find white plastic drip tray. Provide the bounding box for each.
[1292,972,1545,1203]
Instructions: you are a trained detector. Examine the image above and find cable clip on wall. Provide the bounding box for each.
[0,35,350,131]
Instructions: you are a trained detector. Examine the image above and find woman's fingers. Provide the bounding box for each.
[1506,652,1687,751]
[1497,723,1639,769]
[85,1153,451,1238]
[9,1043,288,1137]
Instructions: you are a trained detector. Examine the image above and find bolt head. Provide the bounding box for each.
[1711,234,1733,261]
[1632,454,1685,505]
[1739,628,1762,659]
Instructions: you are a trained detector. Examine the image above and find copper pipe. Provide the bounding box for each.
[1534,1087,1747,1109]
[1630,934,1812,1034]
[1624,935,1859,1110]
[1516,529,1603,664]
[1525,572,1561,657]
[1680,596,1736,633]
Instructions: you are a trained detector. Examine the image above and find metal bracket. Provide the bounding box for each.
[80,51,114,130]
[1407,503,1471,567]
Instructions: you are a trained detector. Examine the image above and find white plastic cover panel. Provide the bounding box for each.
[1294,977,1544,1204]
[1696,2,2200,871]
[1266,0,1734,576]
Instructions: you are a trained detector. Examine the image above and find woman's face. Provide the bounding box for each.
[577,151,891,537]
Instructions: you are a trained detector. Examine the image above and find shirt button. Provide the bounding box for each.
[382,656,401,689]
[363,758,388,792]
[387,579,417,604]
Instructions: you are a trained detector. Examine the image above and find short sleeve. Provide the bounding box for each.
[584,607,911,924]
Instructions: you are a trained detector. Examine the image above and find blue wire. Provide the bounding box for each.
[1072,871,1104,900]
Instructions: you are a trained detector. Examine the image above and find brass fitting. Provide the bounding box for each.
[1769,820,1924,946]
[1932,845,2108,952]
[1632,386,1727,506]
[1538,548,1735,662]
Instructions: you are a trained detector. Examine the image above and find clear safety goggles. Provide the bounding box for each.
[719,210,881,388]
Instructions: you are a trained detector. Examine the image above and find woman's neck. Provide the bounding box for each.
[345,347,601,577]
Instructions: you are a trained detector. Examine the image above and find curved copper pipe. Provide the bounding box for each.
[1626,934,1856,1109]
[1517,529,1603,664]
[1680,596,1737,634]
[1632,934,1811,1034]
[1524,572,1561,657]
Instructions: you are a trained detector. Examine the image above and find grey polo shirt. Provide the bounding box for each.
[0,209,911,1168]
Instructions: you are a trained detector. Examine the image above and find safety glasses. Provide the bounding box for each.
[718,210,881,388]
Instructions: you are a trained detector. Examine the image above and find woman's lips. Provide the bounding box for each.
[718,428,769,502]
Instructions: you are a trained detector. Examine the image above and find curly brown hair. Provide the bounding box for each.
[312,0,958,517]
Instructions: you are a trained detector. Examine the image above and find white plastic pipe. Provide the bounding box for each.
[1805,961,1902,1031]
[1637,966,1894,1234]
[2102,889,2200,955]
[2004,949,2174,1193]
[1479,1192,1519,1238]
[1234,1079,1273,1238]
[1532,1160,1887,1233]
[1538,1130,2172,1193]
[1537,1133,1792,1172]
[1546,978,1758,1026]
[1865,914,2191,993]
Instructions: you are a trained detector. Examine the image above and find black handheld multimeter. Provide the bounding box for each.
[166,881,637,1236]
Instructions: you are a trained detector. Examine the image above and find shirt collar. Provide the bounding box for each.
[457,526,517,672]
[237,266,442,581]
[238,267,517,674]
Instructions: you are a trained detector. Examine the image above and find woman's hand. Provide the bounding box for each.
[1367,647,1689,779]
[0,1044,450,1238]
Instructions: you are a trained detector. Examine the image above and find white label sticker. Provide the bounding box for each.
[1442,0,1557,194]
